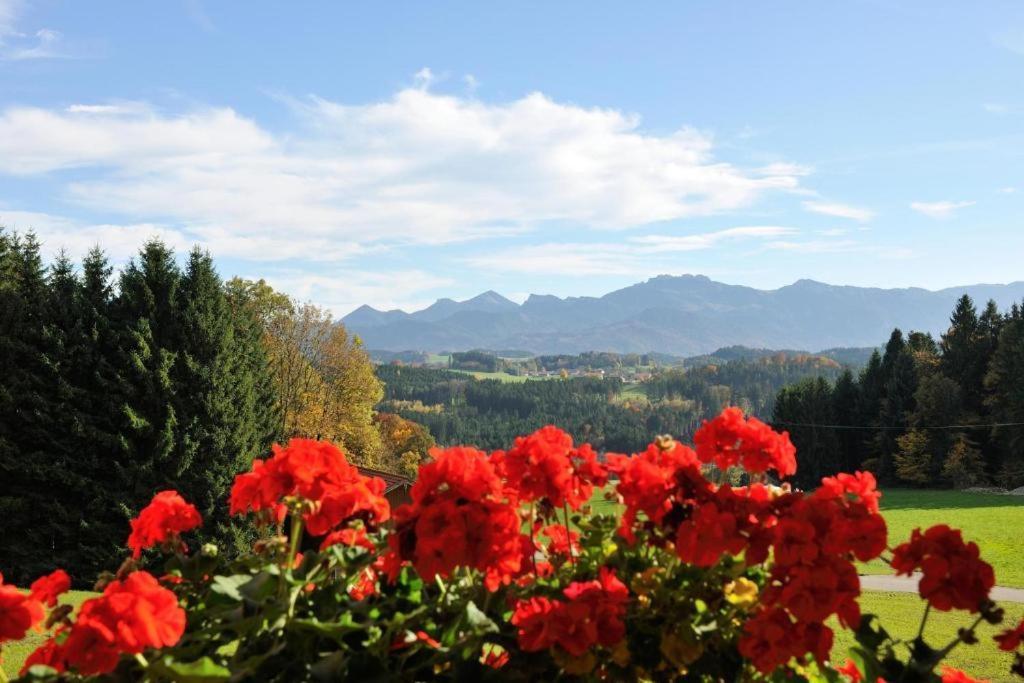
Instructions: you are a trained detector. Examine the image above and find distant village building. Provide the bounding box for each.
[356,466,413,511]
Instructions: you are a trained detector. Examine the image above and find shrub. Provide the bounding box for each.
[2,408,1022,682]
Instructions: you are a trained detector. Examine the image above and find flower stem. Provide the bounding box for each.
[563,501,576,565]
[915,603,931,642]
[134,652,150,668]
[285,513,304,572]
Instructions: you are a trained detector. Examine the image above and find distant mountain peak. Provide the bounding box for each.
[340,276,1024,356]
[466,290,517,307]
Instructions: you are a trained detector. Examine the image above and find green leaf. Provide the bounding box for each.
[153,656,231,682]
[210,574,251,601]
[465,600,498,634]
[238,571,277,603]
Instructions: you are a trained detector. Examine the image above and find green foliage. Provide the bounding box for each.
[776,294,1024,488]
[376,355,842,455]
[0,235,279,586]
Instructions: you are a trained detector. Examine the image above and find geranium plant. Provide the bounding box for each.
[2,407,1022,681]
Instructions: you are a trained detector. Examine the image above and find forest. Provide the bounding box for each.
[376,352,845,453]
[0,232,431,586]
[773,295,1024,490]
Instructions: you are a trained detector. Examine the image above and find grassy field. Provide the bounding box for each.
[863,489,1024,588]
[1,590,92,679]
[831,591,1024,681]
[450,369,538,383]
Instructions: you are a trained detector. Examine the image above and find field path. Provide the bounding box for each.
[860,573,1024,603]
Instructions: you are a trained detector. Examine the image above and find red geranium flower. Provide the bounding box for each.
[816,471,882,513]
[391,446,527,591]
[29,569,71,608]
[497,426,607,509]
[891,525,994,612]
[21,628,68,674]
[675,502,746,567]
[738,607,799,673]
[511,568,628,657]
[23,570,185,676]
[606,438,705,542]
[694,407,796,477]
[540,524,580,557]
[320,525,375,552]
[127,490,202,559]
[230,438,390,536]
[0,579,45,643]
[995,619,1024,651]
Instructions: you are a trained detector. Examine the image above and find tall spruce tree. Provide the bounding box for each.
[0,233,57,582]
[940,295,985,416]
[173,248,277,543]
[112,240,182,515]
[985,315,1024,487]
[831,368,862,472]
[773,376,839,489]
[875,336,918,484]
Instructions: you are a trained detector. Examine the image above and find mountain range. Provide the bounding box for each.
[341,275,1024,356]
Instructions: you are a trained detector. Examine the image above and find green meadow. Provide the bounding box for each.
[864,489,1024,588]
[831,592,1024,681]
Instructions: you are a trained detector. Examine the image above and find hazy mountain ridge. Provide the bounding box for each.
[342,275,1024,355]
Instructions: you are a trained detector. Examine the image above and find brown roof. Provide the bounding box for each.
[356,465,413,494]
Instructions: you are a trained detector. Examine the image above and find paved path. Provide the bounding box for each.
[860,573,1024,603]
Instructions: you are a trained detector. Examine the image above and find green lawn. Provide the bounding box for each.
[863,489,1024,588]
[450,369,538,383]
[1,590,93,679]
[832,591,1024,681]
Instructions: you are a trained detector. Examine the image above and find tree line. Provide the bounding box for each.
[376,354,845,455]
[0,233,431,585]
[773,295,1024,490]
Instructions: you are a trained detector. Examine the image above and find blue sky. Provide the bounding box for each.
[1,1,1022,314]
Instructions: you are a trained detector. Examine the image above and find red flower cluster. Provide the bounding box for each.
[693,407,797,477]
[891,525,995,612]
[29,569,71,608]
[230,438,390,536]
[740,473,887,672]
[995,619,1024,651]
[494,426,607,509]
[24,571,185,676]
[511,568,629,656]
[127,490,202,559]
[539,524,580,558]
[738,606,833,673]
[606,438,707,543]
[390,446,527,591]
[0,573,45,647]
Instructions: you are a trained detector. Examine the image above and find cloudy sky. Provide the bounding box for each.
[1,1,1023,314]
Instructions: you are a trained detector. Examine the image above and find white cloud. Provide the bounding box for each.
[998,186,1017,194]
[0,209,192,262]
[0,0,22,36]
[261,270,456,315]
[909,200,975,219]
[0,86,805,258]
[802,200,874,222]
[464,242,654,276]
[464,226,830,276]
[0,2,66,60]
[629,226,796,252]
